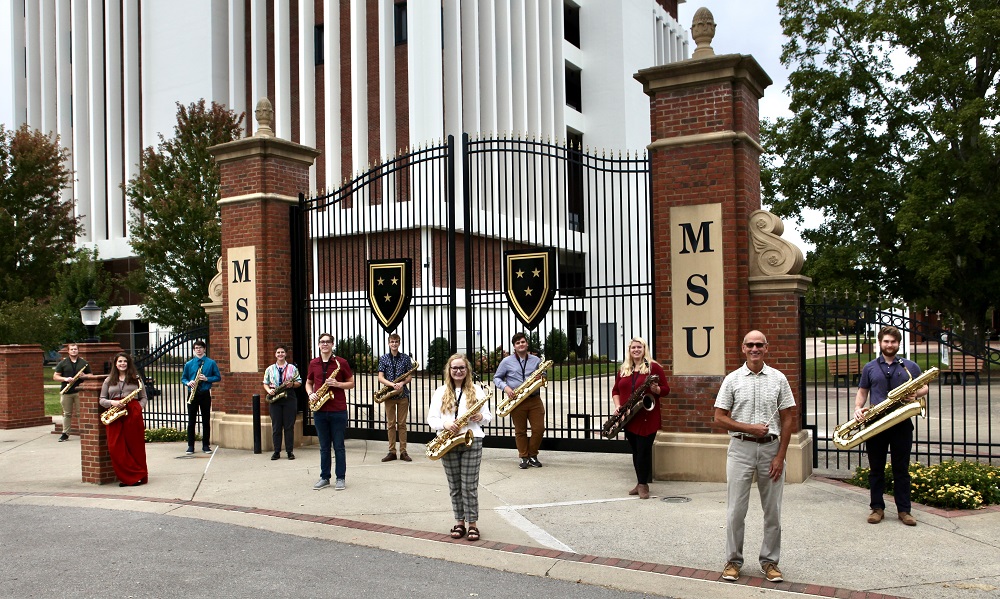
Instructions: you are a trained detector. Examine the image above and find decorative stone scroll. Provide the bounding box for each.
[749,209,805,277]
[207,257,224,306]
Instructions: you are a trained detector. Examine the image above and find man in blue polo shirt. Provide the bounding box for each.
[181,340,222,455]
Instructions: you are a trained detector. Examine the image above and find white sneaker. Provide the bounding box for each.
[335,478,346,490]
[313,478,330,490]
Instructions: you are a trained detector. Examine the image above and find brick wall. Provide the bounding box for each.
[78,379,116,484]
[0,345,50,429]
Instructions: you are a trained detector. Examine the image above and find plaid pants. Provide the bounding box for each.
[441,437,483,522]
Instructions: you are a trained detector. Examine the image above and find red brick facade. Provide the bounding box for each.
[78,379,117,484]
[0,345,50,429]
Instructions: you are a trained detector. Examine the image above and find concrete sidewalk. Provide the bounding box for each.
[2,425,999,599]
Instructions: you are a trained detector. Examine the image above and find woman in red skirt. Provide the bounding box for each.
[100,352,148,487]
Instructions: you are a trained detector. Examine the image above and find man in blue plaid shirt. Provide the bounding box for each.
[377,334,415,462]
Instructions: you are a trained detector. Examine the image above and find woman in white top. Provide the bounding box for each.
[427,353,492,542]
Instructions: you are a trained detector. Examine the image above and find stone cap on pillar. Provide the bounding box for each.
[635,53,772,99]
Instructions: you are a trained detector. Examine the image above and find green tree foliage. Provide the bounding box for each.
[49,248,121,343]
[426,336,452,374]
[544,328,569,363]
[0,124,78,304]
[0,299,62,347]
[125,100,243,330]
[763,0,1000,338]
[334,334,372,370]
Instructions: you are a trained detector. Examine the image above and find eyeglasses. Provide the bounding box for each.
[449,366,467,371]
[743,342,766,349]
[319,340,332,344]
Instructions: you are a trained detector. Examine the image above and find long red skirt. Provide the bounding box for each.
[107,403,148,485]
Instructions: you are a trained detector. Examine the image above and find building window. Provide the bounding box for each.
[558,251,586,298]
[315,25,324,65]
[395,2,408,45]
[567,130,584,233]
[564,2,580,48]
[565,65,582,112]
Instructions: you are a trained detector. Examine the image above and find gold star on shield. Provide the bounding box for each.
[532,268,541,277]
[516,269,525,278]
[384,294,391,302]
[377,277,385,286]
[524,287,533,296]
[391,277,399,285]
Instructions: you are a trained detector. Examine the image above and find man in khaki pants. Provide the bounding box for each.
[53,343,99,441]
[377,334,414,462]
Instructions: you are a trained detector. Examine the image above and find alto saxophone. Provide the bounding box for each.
[308,361,342,411]
[425,385,490,460]
[100,381,145,426]
[187,361,205,405]
[266,378,298,404]
[374,361,419,403]
[833,366,940,450]
[601,374,659,438]
[496,359,553,417]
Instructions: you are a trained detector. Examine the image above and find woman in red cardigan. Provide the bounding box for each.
[611,336,668,499]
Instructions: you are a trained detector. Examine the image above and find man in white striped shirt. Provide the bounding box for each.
[713,330,796,584]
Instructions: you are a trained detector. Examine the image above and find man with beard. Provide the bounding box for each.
[853,326,928,527]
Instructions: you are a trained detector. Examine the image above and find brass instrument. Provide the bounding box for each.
[266,378,297,404]
[833,366,939,450]
[425,386,490,460]
[308,360,342,411]
[100,381,145,426]
[373,360,419,403]
[187,361,205,405]
[60,363,89,393]
[601,374,660,438]
[496,359,553,417]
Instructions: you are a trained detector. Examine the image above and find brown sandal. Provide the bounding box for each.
[450,524,467,539]
[466,526,480,541]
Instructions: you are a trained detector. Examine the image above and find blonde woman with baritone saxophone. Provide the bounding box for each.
[99,352,148,487]
[428,354,492,543]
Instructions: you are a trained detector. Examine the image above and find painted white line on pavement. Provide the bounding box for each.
[502,495,638,511]
[494,506,575,553]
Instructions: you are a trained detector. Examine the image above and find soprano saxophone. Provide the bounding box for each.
[833,366,939,450]
[187,361,205,405]
[425,385,490,460]
[60,363,90,393]
[100,381,145,425]
[308,360,342,411]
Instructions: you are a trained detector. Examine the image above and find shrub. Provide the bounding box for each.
[527,331,543,356]
[568,351,577,362]
[145,427,188,443]
[544,328,569,363]
[334,335,371,369]
[353,353,378,374]
[845,460,1000,510]
[426,336,451,374]
[473,345,507,373]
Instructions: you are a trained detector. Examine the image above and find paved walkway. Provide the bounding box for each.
[2,425,999,599]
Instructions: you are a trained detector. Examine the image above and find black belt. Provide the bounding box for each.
[734,434,777,443]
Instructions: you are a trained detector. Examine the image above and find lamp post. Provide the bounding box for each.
[80,299,103,343]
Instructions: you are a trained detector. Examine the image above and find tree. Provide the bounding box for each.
[49,247,121,343]
[763,0,1000,341]
[0,124,78,304]
[125,100,244,331]
[544,327,569,363]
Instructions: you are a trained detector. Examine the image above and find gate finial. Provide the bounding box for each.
[691,8,717,60]
[254,98,275,138]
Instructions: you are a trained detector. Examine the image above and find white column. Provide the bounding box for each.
[476,0,497,134]
[10,0,27,126]
[228,0,246,124]
[350,0,368,173]
[40,0,57,135]
[123,0,141,229]
[408,0,444,144]
[105,0,124,241]
[87,0,107,241]
[299,0,317,190]
[378,0,395,159]
[249,0,267,115]
[537,0,555,140]
[460,0,481,134]
[523,0,541,134]
[324,0,342,187]
[493,0,512,133]
[71,0,91,242]
[274,0,291,139]
[55,0,72,208]
[25,0,41,129]
[547,1,565,140]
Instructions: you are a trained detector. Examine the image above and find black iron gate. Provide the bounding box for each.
[135,325,208,430]
[292,134,652,451]
[801,297,1000,471]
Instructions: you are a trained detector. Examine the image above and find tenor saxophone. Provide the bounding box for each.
[266,378,297,404]
[833,366,940,450]
[601,374,659,438]
[425,385,490,460]
[308,361,342,411]
[496,359,553,417]
[100,382,145,425]
[374,361,419,403]
[187,361,205,405]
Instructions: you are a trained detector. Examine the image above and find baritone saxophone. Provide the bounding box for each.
[832,366,939,450]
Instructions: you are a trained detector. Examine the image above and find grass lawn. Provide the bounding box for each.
[805,353,943,383]
[548,362,617,381]
[43,366,60,415]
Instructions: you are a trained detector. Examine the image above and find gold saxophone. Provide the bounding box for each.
[266,378,298,404]
[100,381,145,426]
[187,361,205,405]
[60,363,90,393]
[833,366,940,450]
[374,361,419,403]
[308,360,342,411]
[601,374,659,438]
[496,359,553,417]
[425,384,490,460]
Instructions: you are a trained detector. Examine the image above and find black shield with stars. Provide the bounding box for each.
[367,259,413,332]
[504,249,557,331]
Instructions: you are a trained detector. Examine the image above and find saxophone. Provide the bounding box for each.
[833,366,940,450]
[425,385,490,460]
[187,361,205,405]
[308,360,342,411]
[601,374,660,438]
[374,360,419,403]
[266,377,298,404]
[100,381,145,425]
[496,359,553,417]
[60,363,90,393]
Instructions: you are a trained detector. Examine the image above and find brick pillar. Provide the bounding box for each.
[0,345,49,429]
[207,98,319,450]
[78,379,116,484]
[635,39,812,482]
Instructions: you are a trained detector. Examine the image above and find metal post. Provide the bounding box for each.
[252,394,261,454]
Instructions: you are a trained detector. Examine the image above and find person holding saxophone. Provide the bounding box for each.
[610,336,667,500]
[493,332,545,469]
[305,333,355,491]
[99,352,148,486]
[262,345,302,460]
[376,333,415,462]
[428,354,492,542]
[181,340,222,456]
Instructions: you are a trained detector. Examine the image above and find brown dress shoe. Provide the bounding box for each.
[898,511,917,526]
[867,508,884,524]
[381,452,397,462]
[638,484,650,499]
[400,452,412,462]
[628,485,639,496]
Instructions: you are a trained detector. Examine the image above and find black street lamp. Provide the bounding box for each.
[80,299,103,343]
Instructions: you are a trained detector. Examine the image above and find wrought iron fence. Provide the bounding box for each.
[135,325,208,430]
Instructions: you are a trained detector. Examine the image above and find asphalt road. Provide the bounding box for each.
[0,504,669,599]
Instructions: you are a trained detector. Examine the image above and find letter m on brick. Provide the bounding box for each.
[232,259,252,283]
[678,221,714,254]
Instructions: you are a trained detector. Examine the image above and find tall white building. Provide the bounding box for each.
[7,0,688,349]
